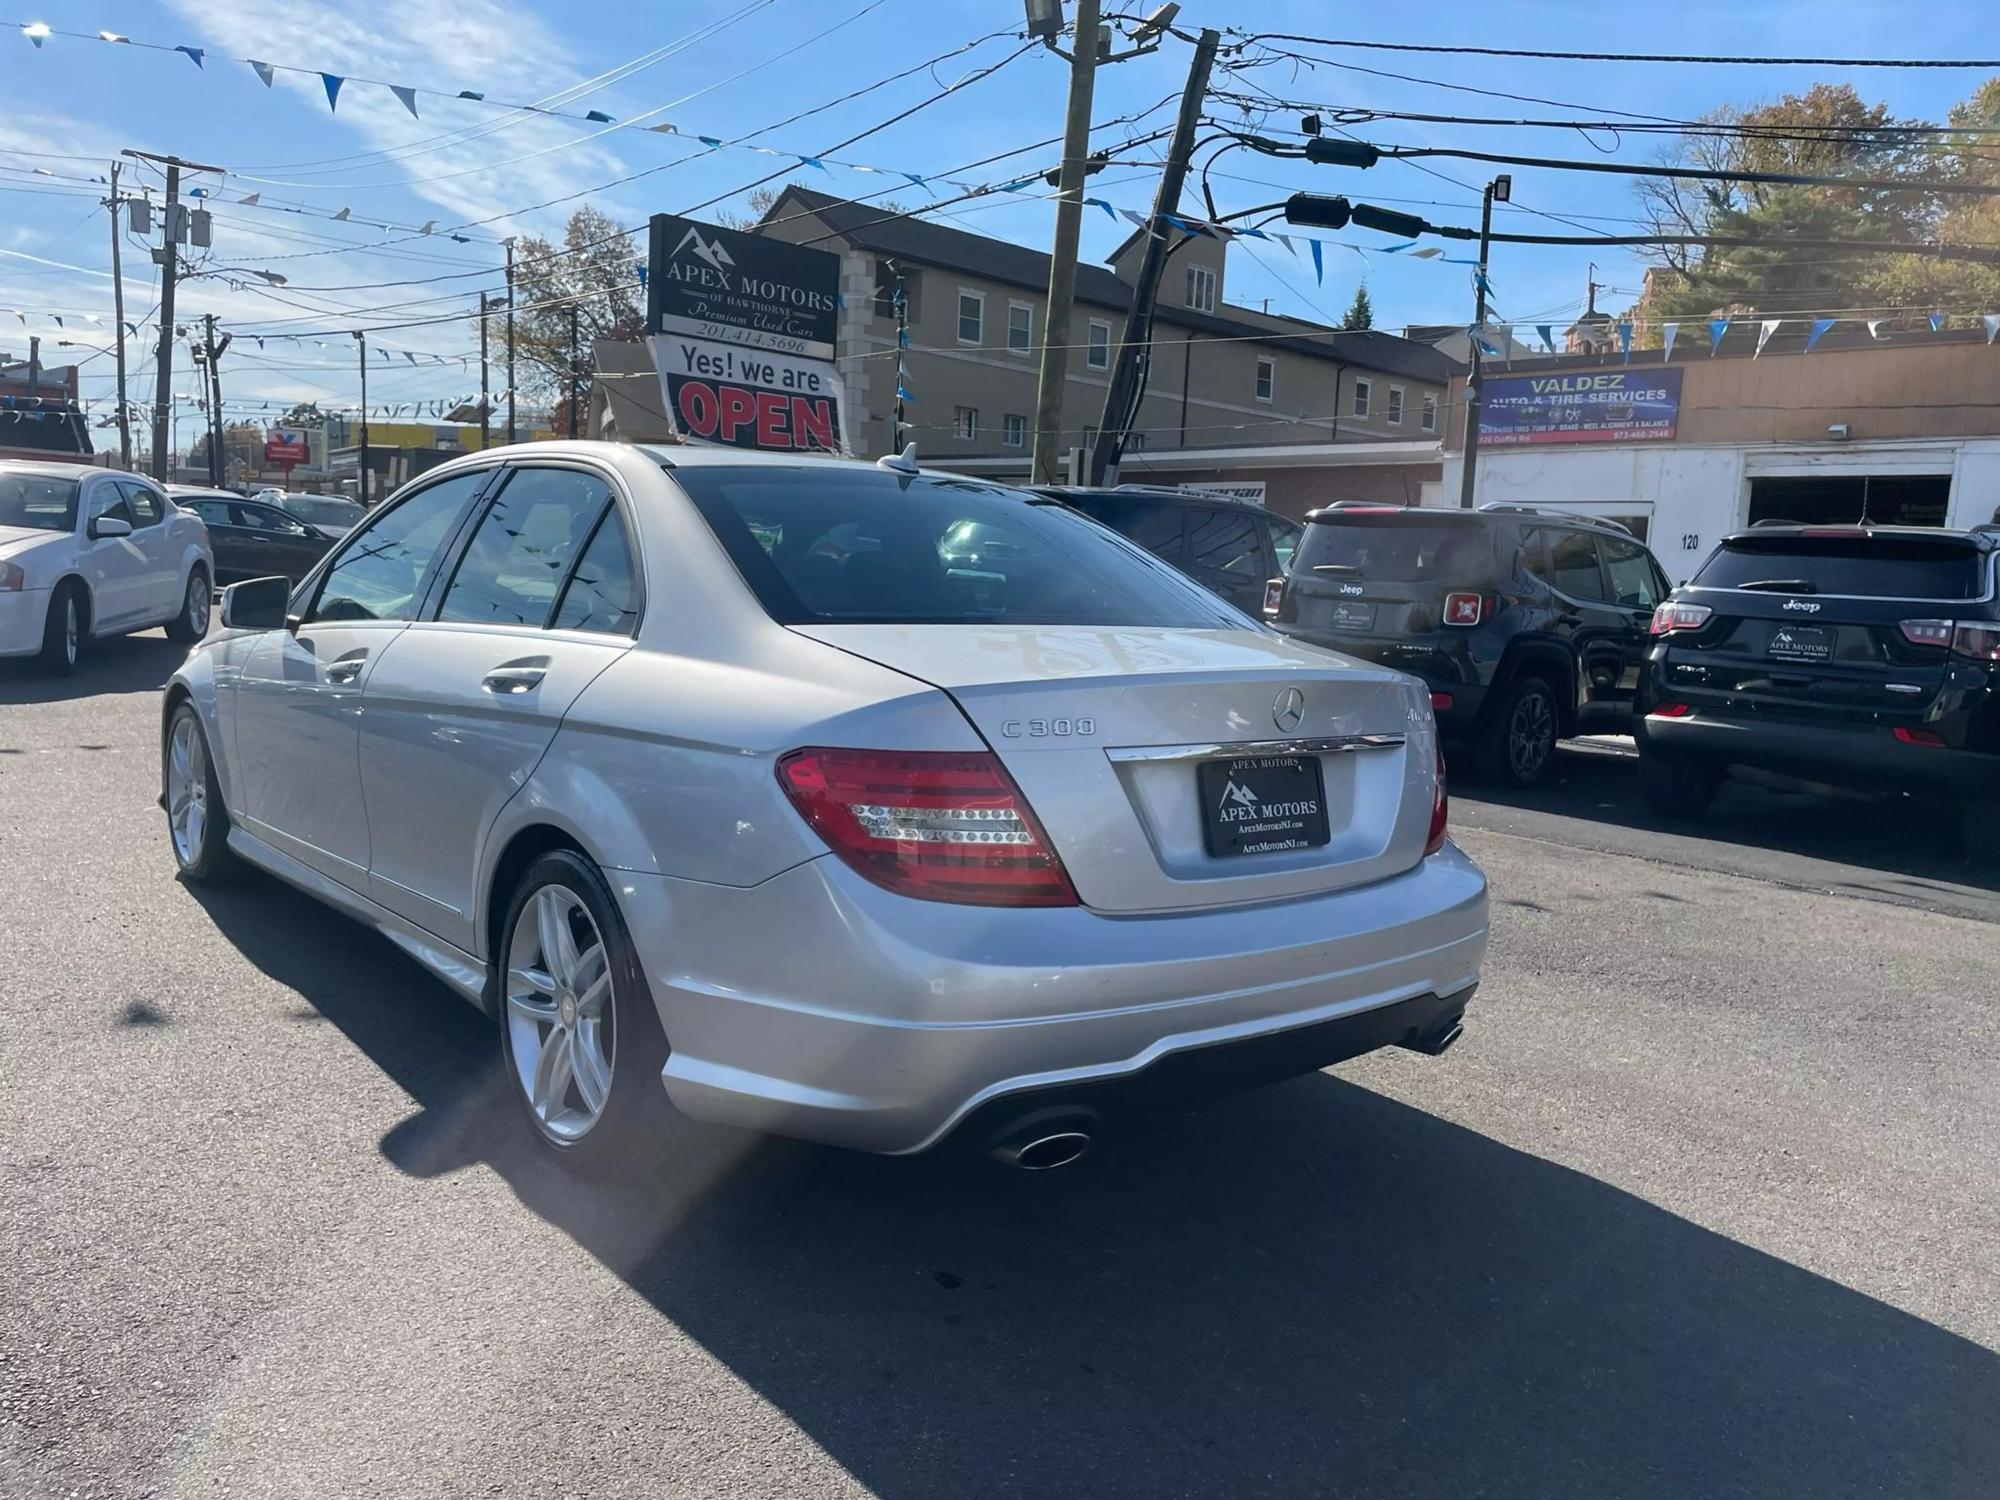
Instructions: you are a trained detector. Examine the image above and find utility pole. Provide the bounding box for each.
[891,262,909,452]
[505,238,518,444]
[125,150,222,482]
[1089,25,1219,486]
[1456,175,1509,509]
[107,161,132,469]
[1029,0,1101,483]
[567,302,581,439]
[354,332,370,503]
[478,293,493,451]
[199,313,230,487]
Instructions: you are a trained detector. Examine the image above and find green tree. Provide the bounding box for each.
[277,401,326,429]
[1338,284,1374,330]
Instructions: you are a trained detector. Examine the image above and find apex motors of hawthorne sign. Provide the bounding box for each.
[644,213,848,454]
[1478,367,1683,446]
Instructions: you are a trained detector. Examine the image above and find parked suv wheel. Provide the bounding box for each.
[1477,675,1560,788]
[1640,746,1724,819]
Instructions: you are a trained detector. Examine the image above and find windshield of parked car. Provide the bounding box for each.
[1293,513,1490,583]
[1695,535,1988,600]
[672,466,1244,627]
[284,497,364,529]
[0,473,79,532]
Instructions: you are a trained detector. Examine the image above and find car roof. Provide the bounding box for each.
[0,459,122,481]
[1719,523,1998,551]
[1032,484,1274,513]
[1304,502,1638,541]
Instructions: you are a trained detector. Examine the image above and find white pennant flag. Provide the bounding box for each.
[1661,322,1679,361]
[1985,314,2000,345]
[1866,318,1887,340]
[1755,318,1781,357]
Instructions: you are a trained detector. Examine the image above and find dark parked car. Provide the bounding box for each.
[172,491,337,587]
[1032,485,1302,618]
[1637,523,2000,848]
[1272,503,1671,785]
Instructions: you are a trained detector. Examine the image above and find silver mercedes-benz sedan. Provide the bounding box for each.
[161,442,1487,1171]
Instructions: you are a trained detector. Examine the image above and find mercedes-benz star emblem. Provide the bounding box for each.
[1273,686,1305,733]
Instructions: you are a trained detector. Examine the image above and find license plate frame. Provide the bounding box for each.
[1196,753,1332,859]
[1767,624,1833,664]
[1329,601,1376,631]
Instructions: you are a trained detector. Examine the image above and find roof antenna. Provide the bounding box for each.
[876,441,919,476]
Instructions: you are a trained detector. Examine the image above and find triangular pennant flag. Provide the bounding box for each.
[390,85,419,118]
[321,73,345,111]
[419,221,435,235]
[1536,324,1555,353]
[1661,323,1679,361]
[697,136,722,149]
[1308,239,1324,285]
[1409,247,1442,259]
[458,90,484,100]
[404,352,418,365]
[798,156,829,173]
[896,383,913,402]
[1806,317,1835,351]
[1930,312,1946,333]
[1236,226,1269,240]
[1089,198,1118,222]
[1755,318,1781,357]
[1493,325,1514,367]
[123,321,136,335]
[1866,318,1891,340]
[52,315,62,328]
[1985,314,2000,345]
[585,110,613,124]
[25,29,42,48]
[1709,318,1730,355]
[239,192,260,207]
[901,172,927,189]
[249,60,275,87]
[332,207,350,221]
[648,123,678,134]
[256,337,265,349]
[1473,334,1501,358]
[176,46,204,69]
[1272,234,1297,256]
[1617,321,1633,363]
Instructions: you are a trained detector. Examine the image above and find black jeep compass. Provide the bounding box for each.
[1273,504,1671,785]
[1637,523,2000,848]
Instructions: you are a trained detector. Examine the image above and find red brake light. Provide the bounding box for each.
[1443,591,1483,627]
[776,748,1078,907]
[1649,601,1712,635]
[1263,577,1285,617]
[1648,702,1693,718]
[1894,725,1946,747]
[1425,744,1449,857]
[1900,618,1954,648]
[1430,691,1454,713]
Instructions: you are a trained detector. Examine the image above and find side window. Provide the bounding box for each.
[232,503,291,533]
[307,471,487,624]
[88,482,134,528]
[118,480,165,527]
[1602,536,1664,608]
[437,467,613,628]
[1266,517,1303,575]
[1185,507,1264,578]
[1077,498,1187,567]
[1545,529,1609,601]
[193,501,233,528]
[553,508,641,636]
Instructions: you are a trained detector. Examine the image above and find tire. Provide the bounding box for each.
[493,849,672,1174]
[1640,745,1724,819]
[165,566,211,644]
[34,581,83,676]
[1475,674,1561,788]
[163,700,238,881]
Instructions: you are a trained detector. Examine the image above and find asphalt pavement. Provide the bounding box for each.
[4,630,1997,1499]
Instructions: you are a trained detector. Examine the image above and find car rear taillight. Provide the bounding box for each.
[1425,744,1449,857]
[1263,577,1285,617]
[776,747,1078,907]
[1649,601,1712,635]
[1900,618,1954,648]
[1894,725,1947,747]
[1899,619,2000,660]
[1442,591,1483,627]
[1648,702,1693,718]
[1430,691,1454,713]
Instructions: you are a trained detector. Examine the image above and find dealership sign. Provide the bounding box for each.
[644,212,848,453]
[1478,368,1682,446]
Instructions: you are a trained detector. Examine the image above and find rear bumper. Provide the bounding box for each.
[0,587,49,657]
[617,844,1489,1155]
[1643,711,1997,792]
[1278,628,1486,723]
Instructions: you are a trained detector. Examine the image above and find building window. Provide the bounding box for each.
[1185,263,1216,313]
[1352,377,1372,419]
[1087,319,1112,370]
[954,406,979,442]
[1007,301,1033,355]
[1002,413,1026,447]
[1125,430,1146,452]
[1082,426,1098,454]
[956,290,984,345]
[1387,386,1405,426]
[1254,355,1275,403]
[1420,392,1438,433]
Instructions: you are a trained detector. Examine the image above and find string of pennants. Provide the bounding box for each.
[1470,311,2000,363]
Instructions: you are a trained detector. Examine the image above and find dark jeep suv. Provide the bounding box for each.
[1637,523,2000,845]
[1032,485,1303,619]
[1273,504,1671,785]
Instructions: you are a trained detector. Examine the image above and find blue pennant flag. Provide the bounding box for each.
[1806,317,1836,351]
[1536,324,1554,352]
[1236,225,1269,240]
[797,155,829,173]
[1929,312,1946,332]
[322,73,345,111]
[176,46,204,69]
[697,136,722,149]
[458,90,485,101]
[390,85,419,119]
[585,110,614,124]
[901,172,927,189]
[1088,198,1118,221]
[1617,320,1633,363]
[1473,335,1502,359]
[1308,238,1324,285]
[896,384,913,402]
[1709,318,1730,355]
[834,293,845,309]
[635,262,647,288]
[897,327,909,348]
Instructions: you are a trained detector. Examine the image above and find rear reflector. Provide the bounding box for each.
[1648,702,1693,718]
[1649,601,1712,635]
[1443,591,1483,627]
[1425,744,1449,857]
[1430,691,1454,713]
[777,748,1078,907]
[1894,725,1947,747]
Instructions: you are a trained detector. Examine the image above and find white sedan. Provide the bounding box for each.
[0,461,214,673]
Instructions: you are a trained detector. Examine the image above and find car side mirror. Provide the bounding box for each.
[88,515,132,540]
[220,576,293,631]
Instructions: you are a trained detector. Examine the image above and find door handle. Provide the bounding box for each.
[482,665,547,694]
[325,652,368,685]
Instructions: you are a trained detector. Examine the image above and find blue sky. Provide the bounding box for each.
[1,0,1993,438]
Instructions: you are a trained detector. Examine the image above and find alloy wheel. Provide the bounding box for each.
[62,595,78,667]
[505,885,616,1144]
[1508,688,1555,780]
[166,714,207,868]
[186,575,210,636]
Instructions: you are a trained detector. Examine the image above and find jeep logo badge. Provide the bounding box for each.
[1273,686,1305,733]
[1781,599,1822,613]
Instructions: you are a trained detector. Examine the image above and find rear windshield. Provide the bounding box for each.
[1294,514,1489,583]
[0,473,79,532]
[286,497,363,528]
[671,466,1243,628]
[1695,535,1989,601]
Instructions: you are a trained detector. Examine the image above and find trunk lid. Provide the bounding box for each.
[1278,509,1495,650]
[793,624,1436,913]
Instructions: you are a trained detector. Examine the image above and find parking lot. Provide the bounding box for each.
[4,630,1997,1499]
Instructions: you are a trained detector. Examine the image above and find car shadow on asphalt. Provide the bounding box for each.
[1460,744,1998,900]
[189,874,2000,1499]
[0,631,189,706]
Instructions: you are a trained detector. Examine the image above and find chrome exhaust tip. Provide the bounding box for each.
[988,1109,1096,1170]
[1401,1015,1465,1057]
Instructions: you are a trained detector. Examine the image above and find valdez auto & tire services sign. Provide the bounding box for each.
[1478,368,1682,446]
[644,213,847,454]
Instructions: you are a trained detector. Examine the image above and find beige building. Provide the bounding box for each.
[753,187,1451,520]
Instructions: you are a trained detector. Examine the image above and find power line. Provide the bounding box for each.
[1238,35,2000,69]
